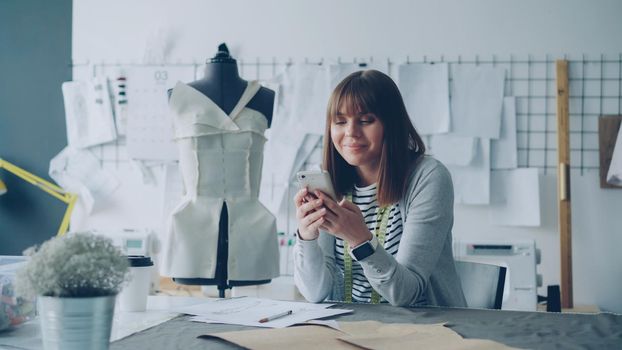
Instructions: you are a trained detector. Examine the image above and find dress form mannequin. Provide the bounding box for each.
[166,44,276,297]
[168,43,274,125]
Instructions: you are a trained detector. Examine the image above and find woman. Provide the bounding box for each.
[293,70,466,307]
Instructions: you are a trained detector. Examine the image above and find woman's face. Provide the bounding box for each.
[331,108,384,171]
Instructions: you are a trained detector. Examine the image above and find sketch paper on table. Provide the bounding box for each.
[606,123,622,186]
[328,61,390,91]
[111,310,179,341]
[428,134,477,166]
[398,63,450,135]
[450,66,505,139]
[190,308,351,329]
[447,139,490,205]
[61,78,117,148]
[489,168,541,226]
[125,66,195,161]
[305,319,341,330]
[491,97,518,169]
[176,296,351,328]
[49,147,119,214]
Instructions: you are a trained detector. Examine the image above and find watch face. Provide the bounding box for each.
[352,241,375,261]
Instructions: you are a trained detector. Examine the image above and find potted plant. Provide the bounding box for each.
[16,232,129,350]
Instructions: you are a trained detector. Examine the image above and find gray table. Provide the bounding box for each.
[111,303,622,350]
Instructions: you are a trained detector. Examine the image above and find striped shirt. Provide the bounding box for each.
[335,183,403,303]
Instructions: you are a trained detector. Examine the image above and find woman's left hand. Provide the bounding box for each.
[315,191,372,247]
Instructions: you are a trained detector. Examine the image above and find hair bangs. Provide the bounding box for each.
[330,75,377,120]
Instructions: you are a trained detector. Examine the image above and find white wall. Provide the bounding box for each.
[72,0,622,312]
[74,0,622,61]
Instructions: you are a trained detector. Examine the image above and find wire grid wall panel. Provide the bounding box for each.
[76,54,622,174]
[404,54,622,173]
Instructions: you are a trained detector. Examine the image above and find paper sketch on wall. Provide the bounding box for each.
[489,168,541,226]
[428,135,477,166]
[261,133,321,216]
[49,146,119,214]
[289,63,330,136]
[261,64,324,217]
[125,66,195,161]
[491,97,518,169]
[398,63,450,135]
[450,66,505,139]
[61,78,117,148]
[328,61,389,91]
[446,139,491,205]
[607,124,622,186]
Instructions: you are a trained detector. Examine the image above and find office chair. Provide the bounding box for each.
[455,260,506,309]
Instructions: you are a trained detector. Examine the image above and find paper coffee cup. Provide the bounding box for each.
[118,256,153,312]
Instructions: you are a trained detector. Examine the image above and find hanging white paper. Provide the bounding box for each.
[489,168,541,226]
[261,65,327,217]
[491,97,518,169]
[262,133,321,215]
[261,67,305,215]
[398,63,450,135]
[428,134,477,166]
[61,78,117,148]
[450,66,505,139]
[49,146,119,214]
[328,62,390,92]
[447,138,490,205]
[126,66,195,161]
[130,160,158,186]
[290,63,330,136]
[606,124,622,186]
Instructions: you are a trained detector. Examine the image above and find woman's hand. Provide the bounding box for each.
[315,191,373,247]
[294,187,327,241]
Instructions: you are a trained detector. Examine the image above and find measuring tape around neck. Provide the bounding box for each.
[343,192,390,304]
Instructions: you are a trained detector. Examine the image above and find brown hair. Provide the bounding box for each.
[322,69,426,207]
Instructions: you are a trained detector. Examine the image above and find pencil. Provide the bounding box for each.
[258,309,293,323]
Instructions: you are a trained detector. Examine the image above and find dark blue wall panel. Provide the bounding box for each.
[0,0,72,254]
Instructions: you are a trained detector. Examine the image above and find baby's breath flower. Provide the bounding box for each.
[15,233,129,298]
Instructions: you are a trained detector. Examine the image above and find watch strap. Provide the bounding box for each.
[350,235,378,261]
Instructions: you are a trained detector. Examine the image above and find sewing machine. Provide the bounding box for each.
[453,239,540,311]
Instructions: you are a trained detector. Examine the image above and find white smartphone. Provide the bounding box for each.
[296,170,338,201]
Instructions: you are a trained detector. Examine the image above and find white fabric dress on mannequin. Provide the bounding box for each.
[161,80,279,281]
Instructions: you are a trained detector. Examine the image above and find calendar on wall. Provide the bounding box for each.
[125,66,196,160]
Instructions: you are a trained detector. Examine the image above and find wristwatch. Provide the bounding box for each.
[350,235,378,261]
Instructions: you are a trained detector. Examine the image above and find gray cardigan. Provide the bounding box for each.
[293,156,467,307]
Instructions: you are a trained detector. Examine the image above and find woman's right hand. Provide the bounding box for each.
[294,187,327,241]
